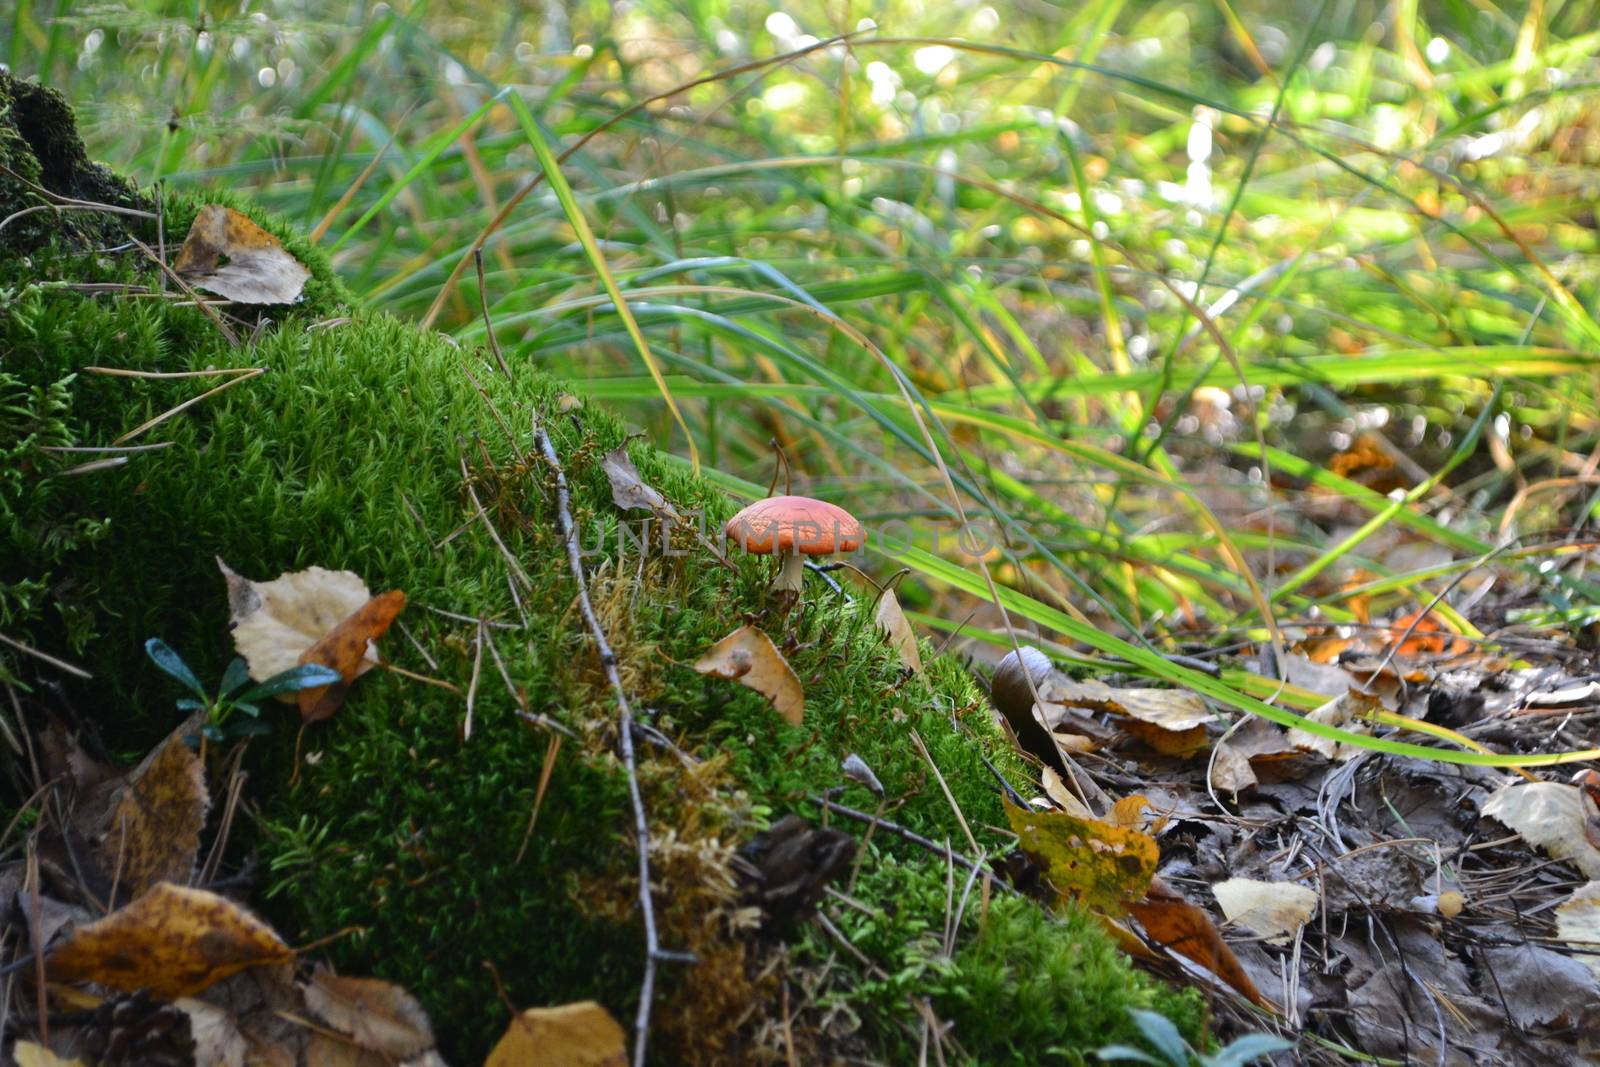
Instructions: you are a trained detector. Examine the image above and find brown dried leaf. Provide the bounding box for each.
[602,443,678,518]
[1209,739,1257,794]
[173,205,310,304]
[1286,690,1378,760]
[1484,782,1600,879]
[1127,878,1269,1008]
[693,625,804,725]
[98,729,209,897]
[1038,675,1216,732]
[46,883,291,997]
[484,1001,627,1067]
[873,590,922,674]
[296,590,407,722]
[302,967,434,1060]
[1003,797,1158,911]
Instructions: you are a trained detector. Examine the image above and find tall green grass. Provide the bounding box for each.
[11,0,1600,760]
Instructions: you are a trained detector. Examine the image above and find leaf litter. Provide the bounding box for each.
[980,624,1600,1064]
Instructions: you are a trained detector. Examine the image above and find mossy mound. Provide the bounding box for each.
[1,79,1205,1064]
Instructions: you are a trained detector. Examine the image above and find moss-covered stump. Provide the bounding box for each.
[1,78,1205,1064]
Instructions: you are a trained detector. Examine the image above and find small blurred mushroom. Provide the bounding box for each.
[725,495,864,595]
[989,645,1063,769]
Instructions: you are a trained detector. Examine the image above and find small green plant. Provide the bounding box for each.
[1098,1009,1294,1067]
[144,638,339,743]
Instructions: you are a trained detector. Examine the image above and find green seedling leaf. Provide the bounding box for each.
[218,657,251,699]
[1128,1009,1191,1065]
[238,663,343,703]
[145,639,207,701]
[1205,1034,1296,1067]
[1096,1049,1164,1066]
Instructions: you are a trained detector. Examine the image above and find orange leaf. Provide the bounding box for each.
[46,883,290,997]
[1126,878,1270,1009]
[297,590,406,722]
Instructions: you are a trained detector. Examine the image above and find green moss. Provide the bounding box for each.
[809,856,1206,1065]
[1,112,1208,1061]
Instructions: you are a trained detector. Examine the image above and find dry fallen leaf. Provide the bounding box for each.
[602,443,679,519]
[302,967,435,1060]
[1212,877,1319,944]
[484,1001,628,1067]
[1286,690,1379,761]
[218,559,403,721]
[220,559,371,681]
[46,882,291,997]
[693,625,804,725]
[1127,878,1269,1008]
[12,1044,86,1067]
[1555,881,1600,983]
[1004,797,1158,911]
[1040,767,1094,818]
[873,590,923,674]
[1037,675,1214,757]
[98,726,209,898]
[173,205,310,305]
[1483,781,1600,879]
[1210,738,1258,793]
[296,590,407,722]
[177,997,247,1067]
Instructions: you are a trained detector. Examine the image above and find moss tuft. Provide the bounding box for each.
[0,71,149,254]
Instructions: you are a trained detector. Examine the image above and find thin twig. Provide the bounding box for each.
[909,729,980,856]
[537,423,693,1067]
[808,795,1015,894]
[0,632,92,680]
[111,367,264,444]
[463,619,486,741]
[458,454,534,588]
[474,248,513,381]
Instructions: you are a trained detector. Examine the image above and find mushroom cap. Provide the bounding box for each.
[724,495,864,556]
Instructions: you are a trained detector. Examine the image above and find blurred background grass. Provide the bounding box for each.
[8,0,1600,682]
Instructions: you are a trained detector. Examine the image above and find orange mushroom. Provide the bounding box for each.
[724,495,864,594]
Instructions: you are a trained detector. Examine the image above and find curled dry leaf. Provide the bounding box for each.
[295,590,407,722]
[873,589,922,673]
[484,1001,628,1067]
[97,726,209,898]
[1483,781,1600,879]
[1212,877,1319,944]
[218,559,404,721]
[1040,767,1094,818]
[1555,881,1600,983]
[693,625,804,726]
[602,442,679,519]
[302,967,435,1060]
[1127,878,1269,1009]
[173,205,310,305]
[1003,797,1158,912]
[46,882,291,997]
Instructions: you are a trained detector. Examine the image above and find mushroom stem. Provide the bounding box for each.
[772,551,806,593]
